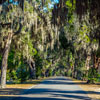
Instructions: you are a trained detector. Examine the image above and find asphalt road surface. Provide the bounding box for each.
[15,77,91,100]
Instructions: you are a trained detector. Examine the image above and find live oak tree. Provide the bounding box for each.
[0,2,23,88]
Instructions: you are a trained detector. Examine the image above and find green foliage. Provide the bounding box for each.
[10,70,18,80]
[67,69,72,77]
[88,67,98,83]
[15,56,29,82]
[17,68,29,83]
[8,49,16,70]
[6,70,11,81]
[35,53,43,78]
[48,69,53,76]
[78,24,90,43]
[96,47,100,57]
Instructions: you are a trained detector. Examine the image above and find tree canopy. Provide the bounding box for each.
[0,0,100,88]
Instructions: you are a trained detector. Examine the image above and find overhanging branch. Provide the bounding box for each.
[0,22,22,35]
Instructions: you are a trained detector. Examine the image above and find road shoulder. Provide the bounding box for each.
[71,78,100,100]
[0,79,44,100]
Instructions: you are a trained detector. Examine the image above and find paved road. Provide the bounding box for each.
[15,77,91,100]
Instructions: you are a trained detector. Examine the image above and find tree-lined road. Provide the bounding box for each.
[15,77,91,100]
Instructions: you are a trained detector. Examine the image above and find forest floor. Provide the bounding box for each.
[0,78,45,100]
[72,78,100,100]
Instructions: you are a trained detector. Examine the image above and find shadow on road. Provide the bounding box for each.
[0,77,99,100]
[41,77,87,85]
[0,96,73,100]
[25,88,100,95]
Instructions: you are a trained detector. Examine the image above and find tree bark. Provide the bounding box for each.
[0,32,13,88]
[28,58,36,79]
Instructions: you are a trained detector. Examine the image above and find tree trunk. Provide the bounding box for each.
[98,63,100,74]
[28,58,36,79]
[0,32,13,88]
[72,65,74,78]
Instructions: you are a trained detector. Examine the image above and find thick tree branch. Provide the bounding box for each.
[0,22,22,35]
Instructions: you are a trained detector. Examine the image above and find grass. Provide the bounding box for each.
[71,78,100,100]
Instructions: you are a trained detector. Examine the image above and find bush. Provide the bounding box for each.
[48,69,53,76]
[96,73,100,82]
[6,70,11,81]
[10,70,18,80]
[67,69,72,77]
[87,67,98,83]
[17,67,29,83]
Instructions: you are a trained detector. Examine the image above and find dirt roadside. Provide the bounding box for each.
[72,78,100,100]
[0,79,43,100]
